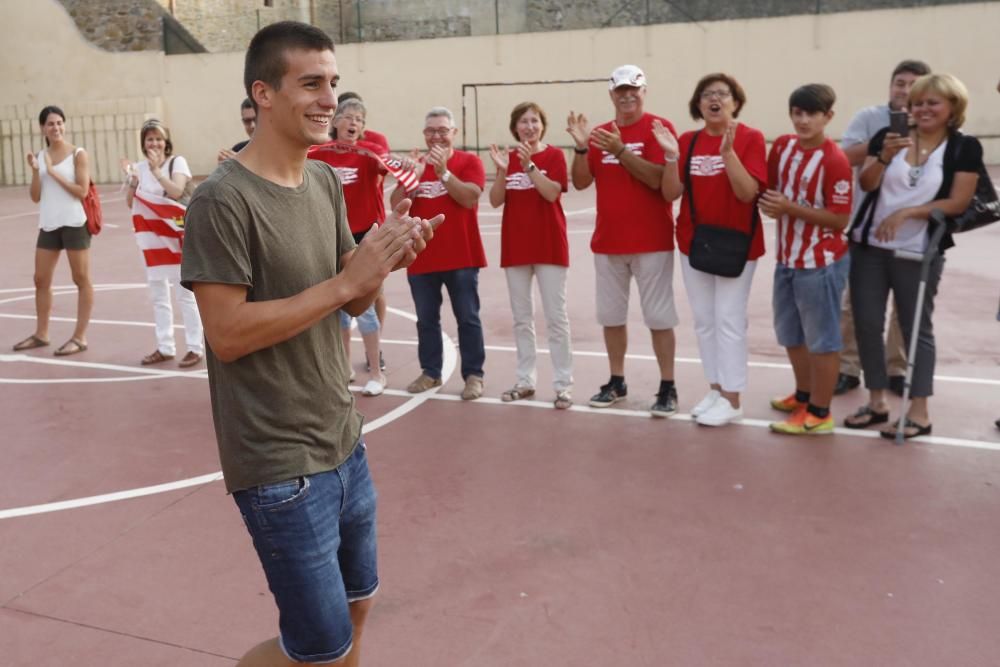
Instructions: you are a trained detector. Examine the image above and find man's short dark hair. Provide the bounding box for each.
[338,91,361,105]
[240,97,253,111]
[244,21,335,112]
[788,84,836,114]
[891,59,931,80]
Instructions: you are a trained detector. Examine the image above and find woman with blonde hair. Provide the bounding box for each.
[845,73,982,438]
[13,105,94,356]
[126,119,204,367]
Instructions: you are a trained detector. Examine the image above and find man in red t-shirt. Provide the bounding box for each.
[567,64,680,417]
[760,84,853,436]
[390,106,487,400]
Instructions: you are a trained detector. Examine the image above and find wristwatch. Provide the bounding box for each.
[525,163,537,174]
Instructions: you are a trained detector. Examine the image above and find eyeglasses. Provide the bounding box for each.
[423,127,454,137]
[335,115,365,125]
[700,89,732,101]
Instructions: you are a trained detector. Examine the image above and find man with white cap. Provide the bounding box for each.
[567,64,681,417]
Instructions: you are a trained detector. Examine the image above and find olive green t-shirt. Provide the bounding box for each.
[181,159,361,493]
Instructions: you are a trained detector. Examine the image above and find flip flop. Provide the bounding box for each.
[54,338,87,356]
[843,405,890,429]
[13,334,50,351]
[880,418,932,440]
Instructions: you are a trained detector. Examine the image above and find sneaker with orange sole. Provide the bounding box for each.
[770,408,834,435]
[770,392,806,413]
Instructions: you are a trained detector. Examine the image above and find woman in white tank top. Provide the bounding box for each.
[12,105,94,356]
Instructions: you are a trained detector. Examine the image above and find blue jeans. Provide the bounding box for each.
[408,267,485,380]
[232,442,378,664]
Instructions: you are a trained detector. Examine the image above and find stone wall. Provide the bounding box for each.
[57,0,204,53]
[524,0,978,30]
[58,0,985,52]
[58,0,165,51]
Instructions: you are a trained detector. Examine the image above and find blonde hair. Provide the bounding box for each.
[139,119,173,157]
[909,73,968,129]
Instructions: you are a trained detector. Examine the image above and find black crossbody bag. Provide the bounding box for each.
[685,130,758,278]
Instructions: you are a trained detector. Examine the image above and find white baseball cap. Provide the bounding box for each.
[609,65,646,90]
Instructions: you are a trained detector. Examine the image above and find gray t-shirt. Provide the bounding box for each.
[181,159,361,493]
[841,104,889,215]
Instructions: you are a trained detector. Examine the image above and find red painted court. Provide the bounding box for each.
[2,176,1000,666]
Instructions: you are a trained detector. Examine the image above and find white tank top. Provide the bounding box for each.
[38,147,86,232]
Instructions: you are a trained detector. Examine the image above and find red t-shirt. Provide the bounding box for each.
[500,145,569,268]
[676,123,767,260]
[307,143,386,233]
[407,150,487,275]
[768,135,853,268]
[361,129,390,153]
[587,113,675,254]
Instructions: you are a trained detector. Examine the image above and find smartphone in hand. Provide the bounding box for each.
[889,110,909,136]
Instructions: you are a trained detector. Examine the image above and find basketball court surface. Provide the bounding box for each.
[2,176,1000,666]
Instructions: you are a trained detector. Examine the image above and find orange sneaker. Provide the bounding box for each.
[770,409,834,435]
[770,392,805,413]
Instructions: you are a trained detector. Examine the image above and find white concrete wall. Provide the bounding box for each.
[2,0,998,182]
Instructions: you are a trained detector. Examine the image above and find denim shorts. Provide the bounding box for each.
[773,254,850,354]
[338,305,379,335]
[233,441,378,664]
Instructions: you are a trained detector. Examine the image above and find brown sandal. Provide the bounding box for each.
[501,386,535,402]
[141,350,174,365]
[54,338,87,356]
[178,351,203,368]
[13,334,50,351]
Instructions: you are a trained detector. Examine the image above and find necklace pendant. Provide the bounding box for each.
[908,165,923,187]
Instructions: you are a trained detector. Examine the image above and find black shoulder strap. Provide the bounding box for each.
[684,130,701,226]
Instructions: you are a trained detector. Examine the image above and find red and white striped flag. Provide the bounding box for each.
[132,192,186,280]
[309,141,421,194]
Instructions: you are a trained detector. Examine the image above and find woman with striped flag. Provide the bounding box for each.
[125,119,204,368]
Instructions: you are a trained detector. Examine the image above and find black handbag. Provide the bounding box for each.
[950,147,999,233]
[684,131,758,278]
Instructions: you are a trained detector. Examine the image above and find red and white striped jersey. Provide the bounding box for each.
[767,135,853,269]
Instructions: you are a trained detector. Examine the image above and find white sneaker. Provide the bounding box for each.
[690,389,721,417]
[361,376,386,396]
[695,396,742,426]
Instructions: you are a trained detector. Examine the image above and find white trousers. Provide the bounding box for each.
[680,254,756,393]
[147,265,203,356]
[505,264,573,393]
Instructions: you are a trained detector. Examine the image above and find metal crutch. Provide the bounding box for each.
[890,209,950,445]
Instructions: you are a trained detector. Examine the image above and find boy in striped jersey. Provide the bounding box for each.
[760,84,853,435]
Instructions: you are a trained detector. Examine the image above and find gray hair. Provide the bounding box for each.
[335,98,366,120]
[425,106,454,126]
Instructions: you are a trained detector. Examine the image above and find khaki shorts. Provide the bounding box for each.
[594,251,678,330]
[37,225,91,251]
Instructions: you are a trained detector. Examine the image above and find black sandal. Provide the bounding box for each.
[880,418,932,440]
[843,405,890,429]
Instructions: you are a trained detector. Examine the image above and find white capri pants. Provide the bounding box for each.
[680,253,756,393]
[147,264,203,357]
[505,264,573,393]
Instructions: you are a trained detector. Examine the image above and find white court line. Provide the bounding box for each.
[0,305,456,520]
[347,386,1000,452]
[4,288,1000,518]
[0,196,125,222]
